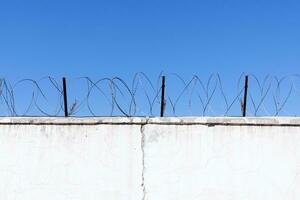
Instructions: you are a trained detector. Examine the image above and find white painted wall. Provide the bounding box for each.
[0,117,300,200]
[0,120,143,200]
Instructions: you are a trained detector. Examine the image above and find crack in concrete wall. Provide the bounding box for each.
[140,121,148,200]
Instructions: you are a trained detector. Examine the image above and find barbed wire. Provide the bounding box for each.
[1,73,300,117]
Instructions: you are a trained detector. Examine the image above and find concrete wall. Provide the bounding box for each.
[0,117,300,200]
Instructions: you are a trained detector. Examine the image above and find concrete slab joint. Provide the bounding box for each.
[140,121,148,200]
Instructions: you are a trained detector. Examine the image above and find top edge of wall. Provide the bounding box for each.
[0,117,299,126]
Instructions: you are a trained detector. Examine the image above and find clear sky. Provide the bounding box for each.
[0,0,299,79]
[0,0,300,117]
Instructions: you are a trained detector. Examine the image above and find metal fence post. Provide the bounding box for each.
[160,76,166,117]
[62,77,69,117]
[242,75,249,117]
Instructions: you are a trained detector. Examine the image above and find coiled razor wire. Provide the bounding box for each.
[1,73,300,117]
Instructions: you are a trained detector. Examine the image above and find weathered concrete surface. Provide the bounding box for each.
[0,119,143,200]
[0,117,300,200]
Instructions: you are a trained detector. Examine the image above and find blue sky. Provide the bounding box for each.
[0,0,299,79]
[0,0,300,116]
